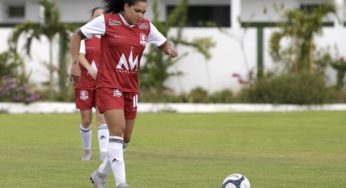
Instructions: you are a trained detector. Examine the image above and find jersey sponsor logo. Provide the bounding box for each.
[113,89,123,97]
[116,48,139,71]
[109,19,121,26]
[138,23,149,30]
[112,34,126,39]
[140,33,147,46]
[80,90,89,101]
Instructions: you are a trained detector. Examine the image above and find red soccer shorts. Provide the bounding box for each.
[75,89,96,110]
[96,87,138,120]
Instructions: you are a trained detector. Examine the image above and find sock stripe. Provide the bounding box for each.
[80,127,91,132]
[109,138,124,144]
[98,126,108,130]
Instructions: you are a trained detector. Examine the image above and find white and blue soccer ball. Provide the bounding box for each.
[222,173,251,188]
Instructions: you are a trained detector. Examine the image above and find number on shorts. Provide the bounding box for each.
[133,94,138,108]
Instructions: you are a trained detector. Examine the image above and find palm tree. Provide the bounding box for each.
[270,3,336,73]
[10,0,75,99]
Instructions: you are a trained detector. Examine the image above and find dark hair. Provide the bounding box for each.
[103,0,147,14]
[91,7,103,17]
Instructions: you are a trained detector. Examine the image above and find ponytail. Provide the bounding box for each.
[103,0,147,14]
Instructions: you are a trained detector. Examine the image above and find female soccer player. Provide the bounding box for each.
[70,0,178,187]
[74,7,109,161]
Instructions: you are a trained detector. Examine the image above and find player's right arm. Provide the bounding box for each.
[78,40,97,80]
[70,15,105,82]
[70,30,83,82]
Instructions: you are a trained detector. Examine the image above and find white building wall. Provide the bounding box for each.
[0,0,345,93]
[345,0,346,20]
[25,0,40,21]
[0,2,3,21]
[1,27,345,93]
[55,0,103,23]
[166,28,257,93]
[241,0,329,22]
[0,0,341,23]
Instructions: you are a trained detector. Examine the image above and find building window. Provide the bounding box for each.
[167,5,230,27]
[300,4,321,14]
[6,4,25,19]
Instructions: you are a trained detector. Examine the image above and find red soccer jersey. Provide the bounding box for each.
[80,13,166,92]
[75,36,101,89]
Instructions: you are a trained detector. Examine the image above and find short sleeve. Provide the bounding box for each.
[79,40,86,54]
[80,15,106,38]
[148,22,166,47]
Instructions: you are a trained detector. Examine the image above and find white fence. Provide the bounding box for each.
[1,102,346,114]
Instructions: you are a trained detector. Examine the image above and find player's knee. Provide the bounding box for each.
[96,117,106,126]
[81,119,92,128]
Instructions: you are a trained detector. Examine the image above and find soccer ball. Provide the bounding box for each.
[222,173,251,188]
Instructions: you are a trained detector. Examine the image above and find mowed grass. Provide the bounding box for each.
[0,111,345,188]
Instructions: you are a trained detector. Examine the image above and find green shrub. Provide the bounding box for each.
[186,87,209,103]
[239,72,335,104]
[209,89,235,103]
[139,88,184,103]
[333,89,346,103]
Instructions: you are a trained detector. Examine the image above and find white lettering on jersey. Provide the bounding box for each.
[116,49,139,71]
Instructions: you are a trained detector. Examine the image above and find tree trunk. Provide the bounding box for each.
[58,35,68,101]
[48,39,54,99]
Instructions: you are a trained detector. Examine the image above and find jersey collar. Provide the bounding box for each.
[119,13,135,28]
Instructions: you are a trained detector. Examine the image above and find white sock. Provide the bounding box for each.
[80,124,92,150]
[97,155,111,175]
[97,124,109,154]
[108,136,126,186]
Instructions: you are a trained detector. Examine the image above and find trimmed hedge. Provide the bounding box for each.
[139,73,346,104]
[239,72,338,104]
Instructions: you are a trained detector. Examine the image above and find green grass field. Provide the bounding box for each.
[0,111,345,188]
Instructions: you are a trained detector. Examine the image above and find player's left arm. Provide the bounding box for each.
[148,22,178,58]
[159,41,178,58]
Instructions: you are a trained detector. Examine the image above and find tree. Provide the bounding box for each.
[0,49,39,104]
[0,48,24,79]
[270,3,336,73]
[10,0,76,99]
[139,0,215,93]
[330,57,346,90]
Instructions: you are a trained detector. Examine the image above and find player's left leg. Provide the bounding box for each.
[123,119,135,152]
[96,108,109,161]
[123,92,138,152]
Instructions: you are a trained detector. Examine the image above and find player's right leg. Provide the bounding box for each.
[76,89,95,160]
[96,108,109,161]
